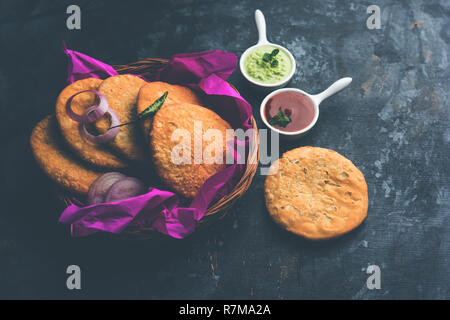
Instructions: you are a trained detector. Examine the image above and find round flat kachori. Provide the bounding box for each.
[30,115,104,195]
[95,75,148,162]
[137,81,204,136]
[55,78,127,169]
[264,146,368,240]
[150,103,231,198]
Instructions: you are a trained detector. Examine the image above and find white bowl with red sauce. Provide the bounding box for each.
[260,77,352,139]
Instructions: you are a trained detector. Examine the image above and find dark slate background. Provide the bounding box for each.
[0,0,449,299]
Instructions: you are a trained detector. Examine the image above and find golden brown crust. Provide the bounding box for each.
[95,75,148,162]
[55,78,127,169]
[150,103,231,198]
[137,81,203,136]
[264,146,368,240]
[30,115,104,195]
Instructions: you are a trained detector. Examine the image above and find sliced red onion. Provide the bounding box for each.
[66,90,120,144]
[105,177,146,203]
[87,172,126,205]
[80,101,108,124]
[79,108,120,144]
[66,90,108,123]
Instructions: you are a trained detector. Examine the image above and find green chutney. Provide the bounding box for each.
[244,45,292,84]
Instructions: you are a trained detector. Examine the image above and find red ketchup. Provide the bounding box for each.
[264,91,316,132]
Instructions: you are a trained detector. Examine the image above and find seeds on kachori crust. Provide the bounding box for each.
[96,74,148,162]
[150,103,231,198]
[30,115,104,195]
[137,81,204,136]
[55,78,128,169]
[264,146,368,240]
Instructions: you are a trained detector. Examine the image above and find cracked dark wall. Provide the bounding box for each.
[0,0,449,299]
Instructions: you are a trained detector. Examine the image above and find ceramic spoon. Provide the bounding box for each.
[260,77,353,139]
[239,9,296,89]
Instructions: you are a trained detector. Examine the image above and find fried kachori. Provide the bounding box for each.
[30,115,104,195]
[55,78,127,169]
[150,102,232,198]
[264,146,368,240]
[95,75,148,162]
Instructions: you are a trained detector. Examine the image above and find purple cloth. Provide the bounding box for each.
[62,42,119,84]
[156,50,237,83]
[59,44,253,239]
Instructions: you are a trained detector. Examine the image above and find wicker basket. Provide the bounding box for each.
[65,58,260,239]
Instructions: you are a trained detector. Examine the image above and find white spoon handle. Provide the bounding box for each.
[255,9,268,45]
[312,77,352,105]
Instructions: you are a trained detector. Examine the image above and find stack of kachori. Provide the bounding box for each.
[31,75,232,199]
[30,115,104,195]
[55,78,127,169]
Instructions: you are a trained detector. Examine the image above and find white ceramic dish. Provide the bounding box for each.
[239,9,296,90]
[260,77,353,139]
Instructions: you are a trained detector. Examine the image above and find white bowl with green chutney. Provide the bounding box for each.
[240,10,296,90]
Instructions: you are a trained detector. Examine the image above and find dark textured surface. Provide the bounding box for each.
[0,0,449,299]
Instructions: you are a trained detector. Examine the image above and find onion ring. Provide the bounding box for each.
[66,89,120,144]
[65,90,108,123]
[79,108,120,144]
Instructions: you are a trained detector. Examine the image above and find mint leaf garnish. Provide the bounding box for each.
[262,49,280,68]
[108,91,168,130]
[268,108,291,128]
[138,91,168,120]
